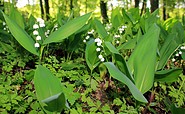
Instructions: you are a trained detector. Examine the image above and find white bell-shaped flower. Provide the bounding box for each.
[36,36,41,40]
[33,30,39,35]
[33,24,39,29]
[34,42,40,48]
[96,48,101,52]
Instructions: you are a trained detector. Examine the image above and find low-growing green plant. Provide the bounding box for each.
[1,6,92,113]
[84,7,184,109]
[0,5,185,114]
[0,66,44,114]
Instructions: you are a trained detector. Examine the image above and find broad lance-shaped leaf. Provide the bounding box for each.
[94,18,108,39]
[43,13,91,44]
[9,6,25,29]
[104,62,147,103]
[171,22,184,44]
[42,92,66,112]
[157,33,179,70]
[118,29,142,50]
[111,7,123,29]
[104,42,119,54]
[34,65,66,112]
[157,21,184,70]
[2,12,39,56]
[105,42,134,82]
[155,68,182,83]
[128,24,160,94]
[85,39,100,72]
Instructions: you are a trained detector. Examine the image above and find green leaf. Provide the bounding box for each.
[158,22,184,70]
[104,42,119,54]
[128,8,140,24]
[140,10,159,33]
[118,28,142,50]
[128,24,160,94]
[164,98,185,114]
[9,6,24,29]
[171,104,185,114]
[104,62,147,103]
[121,8,131,23]
[85,39,100,72]
[114,54,134,82]
[111,8,123,29]
[163,18,178,30]
[145,10,159,31]
[122,8,140,25]
[157,33,179,70]
[42,92,66,112]
[28,15,36,28]
[0,42,14,53]
[67,24,90,51]
[105,42,133,81]
[117,38,137,50]
[2,12,39,56]
[171,22,184,44]
[62,85,81,106]
[43,13,91,44]
[155,68,182,83]
[34,65,66,112]
[94,18,108,38]
[182,51,185,60]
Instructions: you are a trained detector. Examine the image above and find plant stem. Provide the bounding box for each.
[142,89,156,114]
[39,45,45,64]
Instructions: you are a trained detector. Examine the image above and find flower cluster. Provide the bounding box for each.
[36,18,45,28]
[98,54,105,62]
[114,34,120,38]
[113,25,127,45]
[54,24,58,31]
[118,25,127,34]
[33,18,45,48]
[171,45,185,62]
[2,21,9,33]
[83,35,90,43]
[87,29,94,35]
[95,37,105,62]
[105,23,112,31]
[84,29,105,62]
[95,38,102,52]
[95,38,102,46]
[83,29,94,43]
[114,34,120,45]
[33,26,41,48]
[45,30,50,38]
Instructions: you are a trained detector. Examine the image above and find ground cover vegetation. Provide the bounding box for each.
[0,0,185,114]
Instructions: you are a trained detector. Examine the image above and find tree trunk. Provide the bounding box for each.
[44,0,50,20]
[70,0,73,10]
[100,0,109,23]
[140,0,146,16]
[85,0,87,13]
[39,0,44,19]
[163,0,166,20]
[150,0,159,12]
[0,0,4,11]
[135,0,140,8]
